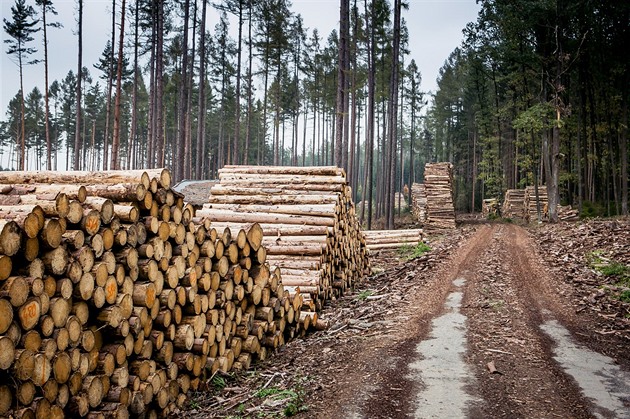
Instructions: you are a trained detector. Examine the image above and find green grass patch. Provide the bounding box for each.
[587,250,630,285]
[618,290,630,303]
[398,242,431,260]
[255,385,308,417]
[599,262,630,279]
[356,290,373,301]
[211,375,227,391]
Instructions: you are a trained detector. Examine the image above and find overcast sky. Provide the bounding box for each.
[1,0,480,118]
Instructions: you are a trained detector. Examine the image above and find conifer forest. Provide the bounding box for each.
[2,0,628,226]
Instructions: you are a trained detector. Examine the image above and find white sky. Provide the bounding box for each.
[1,0,480,117]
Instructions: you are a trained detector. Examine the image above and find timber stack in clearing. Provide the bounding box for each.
[0,168,315,418]
[363,229,423,251]
[197,165,371,313]
[525,185,548,222]
[411,183,427,223]
[502,188,529,221]
[424,163,457,229]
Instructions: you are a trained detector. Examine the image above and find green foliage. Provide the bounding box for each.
[356,290,373,301]
[599,262,630,279]
[512,103,554,133]
[581,201,606,218]
[587,251,630,285]
[618,290,630,303]
[255,386,308,417]
[211,375,227,391]
[398,242,431,260]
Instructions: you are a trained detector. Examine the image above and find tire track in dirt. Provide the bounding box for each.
[462,224,599,418]
[354,225,495,418]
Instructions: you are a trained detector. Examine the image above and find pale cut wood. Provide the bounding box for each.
[0,220,21,256]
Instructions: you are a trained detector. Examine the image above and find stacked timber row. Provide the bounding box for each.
[523,186,578,221]
[363,229,423,251]
[424,163,456,229]
[502,189,529,221]
[0,169,308,418]
[481,198,499,218]
[525,186,548,221]
[410,183,427,222]
[197,165,371,313]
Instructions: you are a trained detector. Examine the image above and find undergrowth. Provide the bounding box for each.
[398,242,431,260]
[587,250,630,301]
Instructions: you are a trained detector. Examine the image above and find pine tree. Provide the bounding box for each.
[35,0,61,170]
[3,0,40,170]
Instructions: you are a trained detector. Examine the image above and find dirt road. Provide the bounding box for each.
[188,222,630,418]
[310,224,630,418]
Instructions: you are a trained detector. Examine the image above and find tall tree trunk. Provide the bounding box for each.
[184,0,197,179]
[362,0,375,229]
[244,0,253,164]
[147,1,156,168]
[41,1,52,170]
[233,1,244,165]
[386,0,401,229]
[129,0,139,170]
[110,0,126,170]
[196,0,207,179]
[156,0,165,167]
[103,0,115,170]
[334,0,349,168]
[621,96,628,215]
[73,0,83,170]
[175,0,190,180]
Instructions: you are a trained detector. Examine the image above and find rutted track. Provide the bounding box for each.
[328,224,630,418]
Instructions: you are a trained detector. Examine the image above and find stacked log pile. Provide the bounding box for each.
[558,205,579,221]
[424,163,456,229]
[363,229,423,251]
[524,186,579,221]
[525,186,548,221]
[197,165,371,313]
[481,198,499,218]
[411,183,427,222]
[0,169,308,418]
[502,189,529,221]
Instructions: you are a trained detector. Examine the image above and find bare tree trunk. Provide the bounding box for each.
[244,0,253,164]
[156,1,165,167]
[196,0,208,179]
[621,96,628,215]
[73,0,83,170]
[386,0,401,229]
[41,2,52,170]
[129,0,139,170]
[147,14,155,168]
[175,0,190,181]
[184,0,197,180]
[103,0,115,170]
[233,2,244,165]
[110,0,126,170]
[334,0,349,168]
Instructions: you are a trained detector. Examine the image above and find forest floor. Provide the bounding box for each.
[183,218,630,419]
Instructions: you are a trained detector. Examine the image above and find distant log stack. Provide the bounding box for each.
[525,186,548,221]
[363,229,423,251]
[557,205,579,221]
[502,189,529,221]
[0,169,312,418]
[424,163,456,229]
[481,198,499,218]
[196,165,371,313]
[411,183,427,222]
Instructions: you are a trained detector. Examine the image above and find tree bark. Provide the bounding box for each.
[110,0,126,170]
[73,0,83,170]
